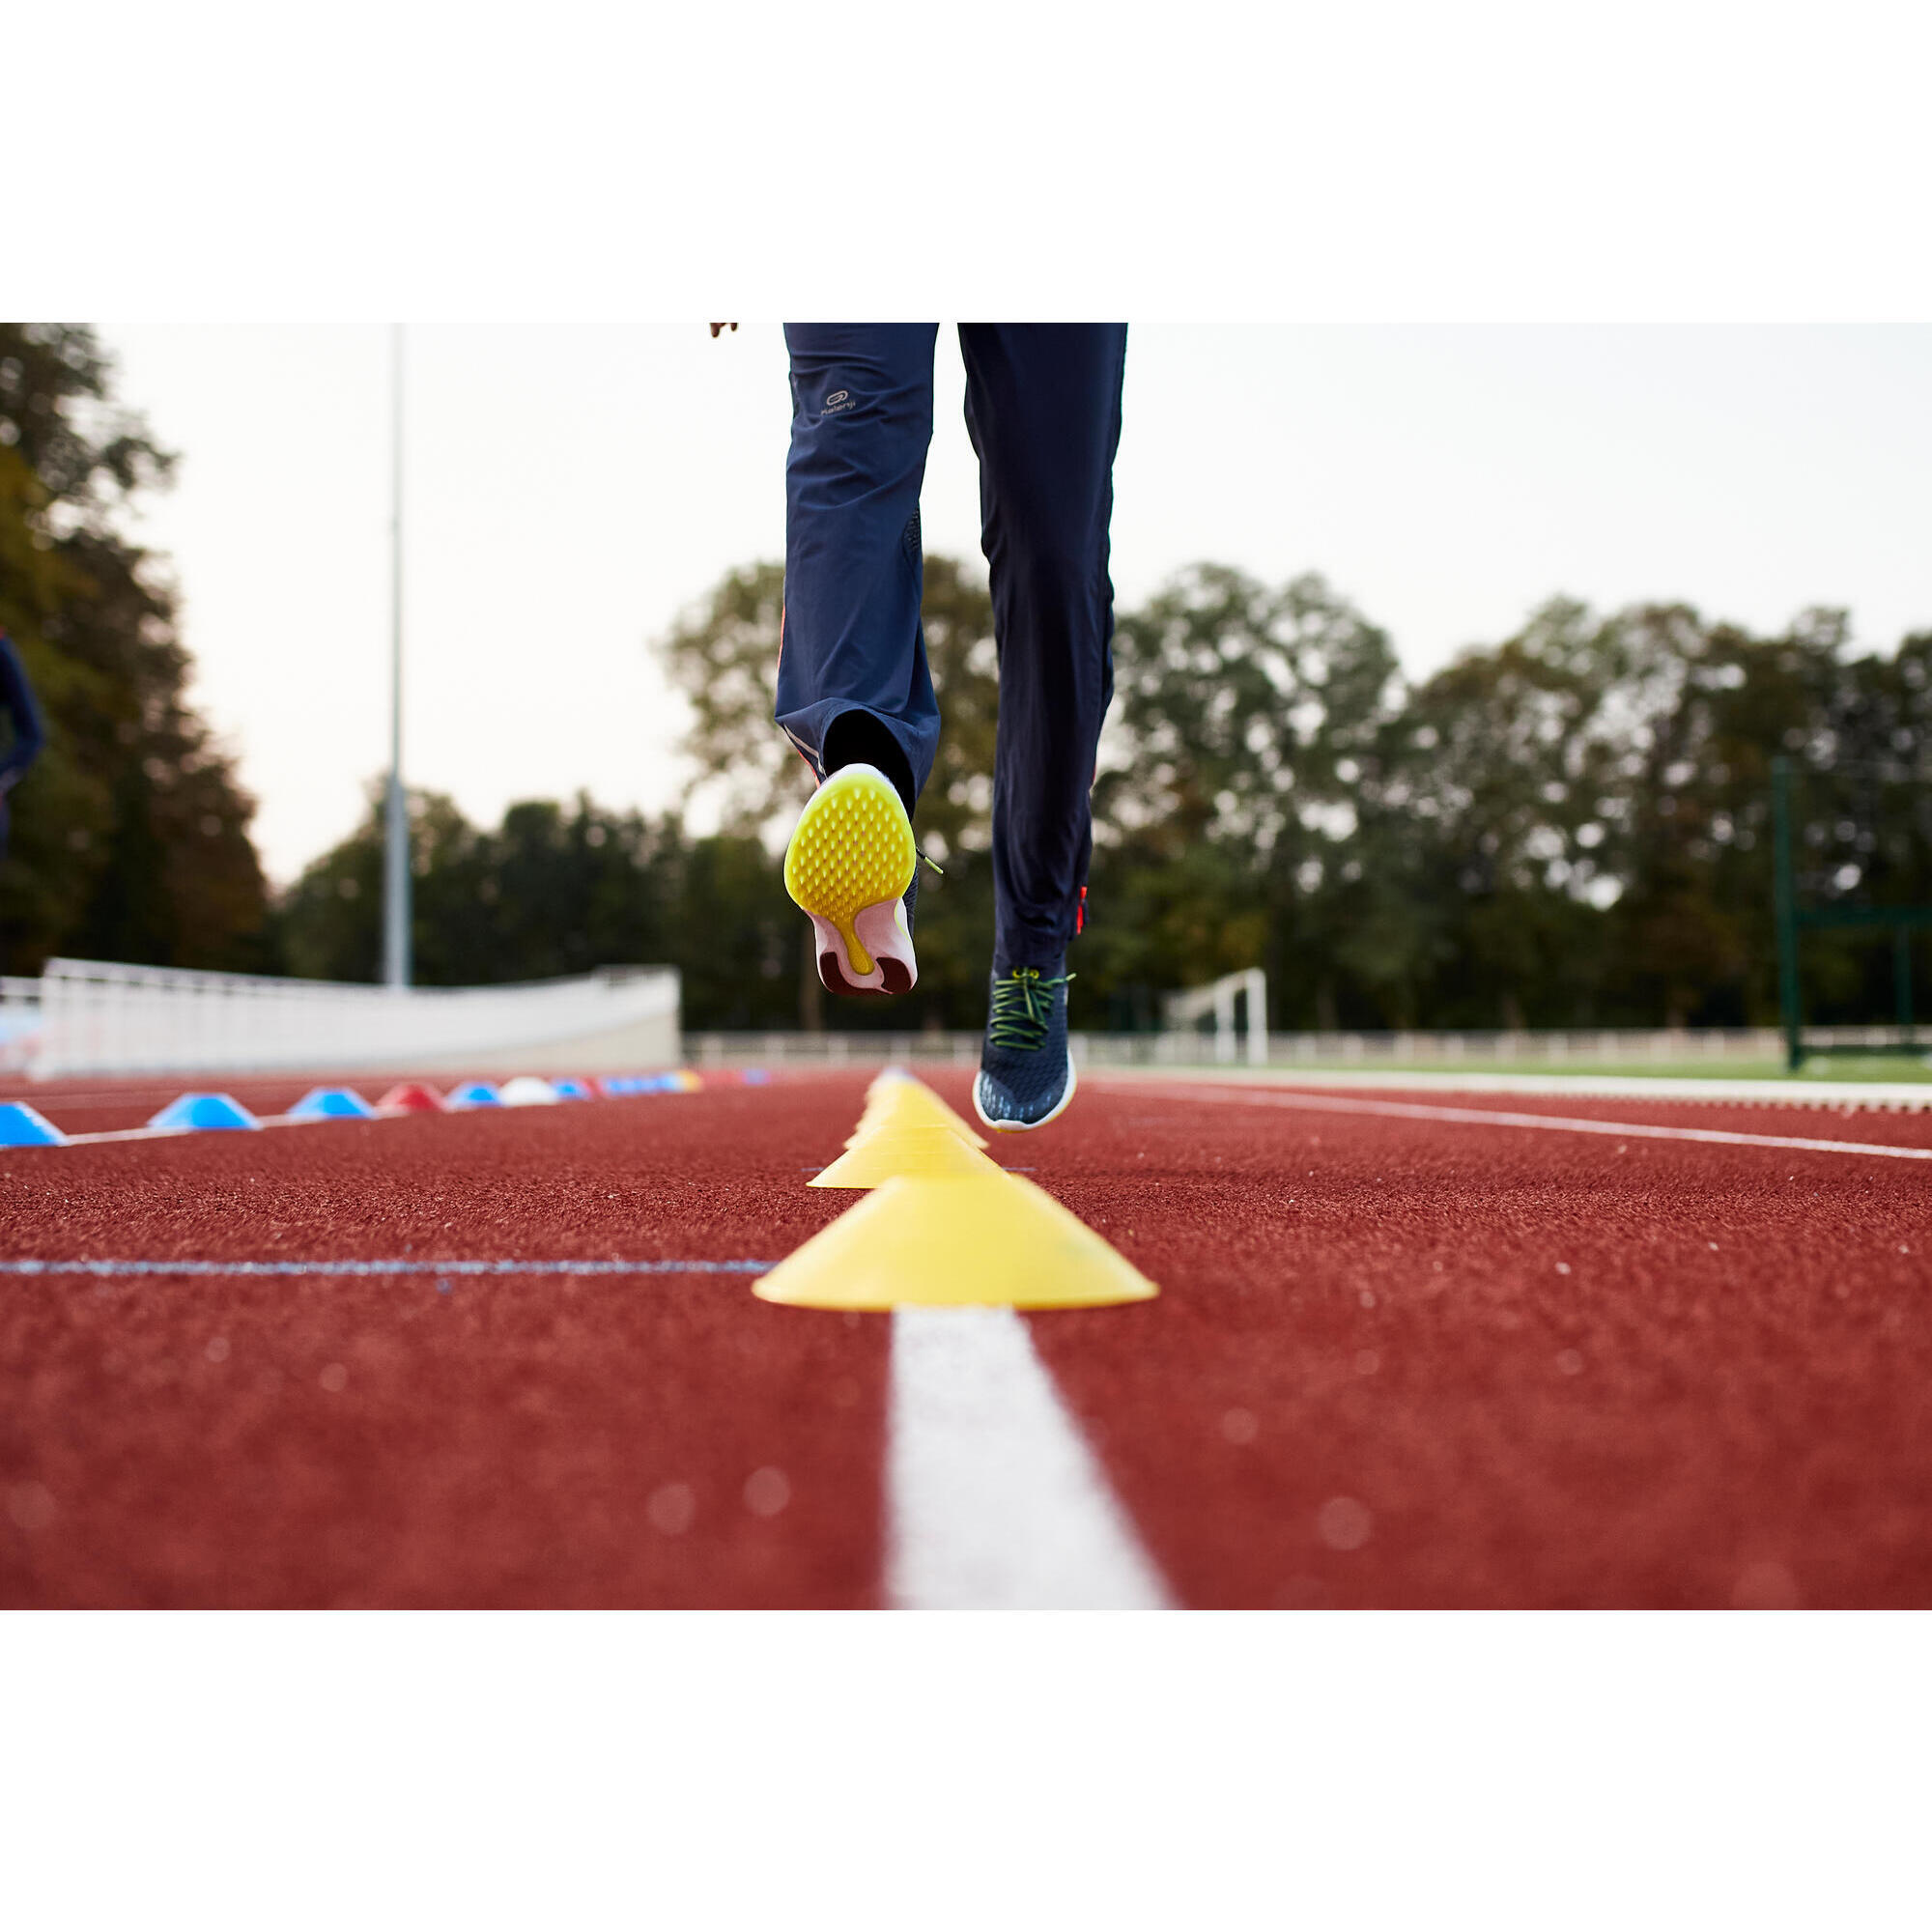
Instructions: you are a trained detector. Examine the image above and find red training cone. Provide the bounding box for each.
[378,1081,445,1112]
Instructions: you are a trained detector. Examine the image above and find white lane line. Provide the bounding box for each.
[886,1306,1172,1610]
[1097,1067,1932,1111]
[1125,1082,1932,1162]
[0,1258,773,1277]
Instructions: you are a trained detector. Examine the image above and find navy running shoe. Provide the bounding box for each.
[974,960,1076,1131]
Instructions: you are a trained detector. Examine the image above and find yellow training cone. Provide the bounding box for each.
[754,1173,1159,1311]
[856,1066,984,1136]
[810,1124,1009,1189]
[846,1071,987,1151]
[854,1065,923,1127]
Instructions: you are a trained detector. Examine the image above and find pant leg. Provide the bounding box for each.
[776,324,941,806]
[957,323,1127,971]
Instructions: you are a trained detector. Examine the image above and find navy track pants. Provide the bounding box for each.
[775,323,1127,972]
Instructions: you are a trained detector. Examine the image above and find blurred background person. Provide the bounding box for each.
[0,625,44,862]
[0,625,44,977]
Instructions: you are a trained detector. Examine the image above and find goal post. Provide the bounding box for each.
[1160,967,1268,1066]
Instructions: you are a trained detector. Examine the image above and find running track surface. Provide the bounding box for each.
[3,1069,1928,1608]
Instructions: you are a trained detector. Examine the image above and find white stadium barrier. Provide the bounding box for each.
[11,954,1926,1081]
[29,958,680,1079]
[0,976,43,1076]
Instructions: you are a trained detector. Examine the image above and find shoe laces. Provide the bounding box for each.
[987,968,1073,1051]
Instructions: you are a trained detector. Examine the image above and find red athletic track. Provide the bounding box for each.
[3,1069,1928,1607]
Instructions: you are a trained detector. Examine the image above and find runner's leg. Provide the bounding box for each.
[776,324,940,818]
[957,323,1127,969]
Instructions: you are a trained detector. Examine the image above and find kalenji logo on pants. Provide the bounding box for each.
[822,389,854,415]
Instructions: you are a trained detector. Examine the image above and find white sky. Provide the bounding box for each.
[100,324,1932,884]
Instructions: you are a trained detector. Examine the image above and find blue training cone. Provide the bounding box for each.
[0,1101,66,1148]
[445,1081,502,1110]
[148,1093,262,1132]
[287,1087,379,1121]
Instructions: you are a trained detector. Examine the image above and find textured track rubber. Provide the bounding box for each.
[0,1080,892,1608]
[783,765,917,996]
[10,1069,1932,1607]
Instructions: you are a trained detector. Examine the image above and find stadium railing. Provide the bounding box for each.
[29,958,680,1079]
[0,975,42,1076]
[684,1025,1904,1068]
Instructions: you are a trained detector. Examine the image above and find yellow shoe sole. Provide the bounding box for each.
[783,764,918,996]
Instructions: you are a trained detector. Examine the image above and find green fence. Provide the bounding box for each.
[1773,754,1932,1070]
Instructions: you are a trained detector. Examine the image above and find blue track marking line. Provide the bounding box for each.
[1135,1082,1932,1161]
[0,1258,775,1277]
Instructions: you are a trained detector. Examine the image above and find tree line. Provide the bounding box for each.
[5,323,1926,1032]
[652,557,1932,1033]
[0,324,271,977]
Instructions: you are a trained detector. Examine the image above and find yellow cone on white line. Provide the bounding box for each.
[763,1069,1157,1310]
[755,1171,1159,1312]
[815,1065,995,1186]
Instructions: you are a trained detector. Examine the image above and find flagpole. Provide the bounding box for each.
[383,323,412,988]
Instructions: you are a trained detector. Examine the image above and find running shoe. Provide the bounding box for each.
[973,960,1076,1131]
[783,762,919,997]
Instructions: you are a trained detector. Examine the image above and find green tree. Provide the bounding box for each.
[278,785,804,1029]
[0,324,272,973]
[1392,596,1667,1026]
[659,561,799,838]
[1095,565,1407,1027]
[643,551,1932,1038]
[1387,597,1932,1029]
[1632,607,1932,1027]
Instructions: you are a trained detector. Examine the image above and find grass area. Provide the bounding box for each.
[1225,1056,1932,1083]
[1786,1055,1932,1083]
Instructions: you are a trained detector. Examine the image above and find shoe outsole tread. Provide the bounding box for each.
[784,765,918,997]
